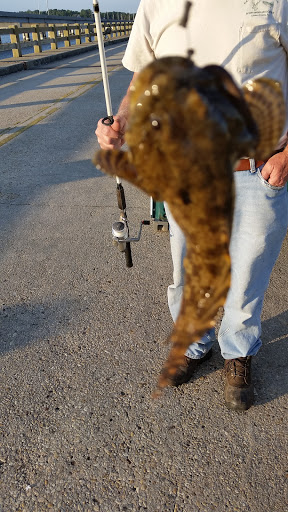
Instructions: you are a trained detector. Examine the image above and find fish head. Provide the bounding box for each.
[125,57,264,164]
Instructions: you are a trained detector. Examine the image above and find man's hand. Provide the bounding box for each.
[95,72,138,151]
[95,115,127,150]
[261,149,288,187]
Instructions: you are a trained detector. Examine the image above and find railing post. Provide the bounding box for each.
[75,24,81,45]
[48,24,58,50]
[32,25,42,53]
[63,25,71,47]
[10,25,22,58]
[84,23,91,43]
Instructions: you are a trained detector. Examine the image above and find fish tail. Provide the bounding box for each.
[154,328,206,395]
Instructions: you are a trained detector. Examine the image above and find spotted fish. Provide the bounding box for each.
[93,56,285,394]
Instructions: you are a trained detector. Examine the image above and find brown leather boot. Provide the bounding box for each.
[172,349,213,387]
[224,356,254,411]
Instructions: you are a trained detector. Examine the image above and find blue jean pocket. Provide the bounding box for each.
[256,167,286,191]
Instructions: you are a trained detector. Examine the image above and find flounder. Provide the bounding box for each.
[94,55,285,394]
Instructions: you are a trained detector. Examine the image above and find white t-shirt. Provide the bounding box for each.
[123,0,288,143]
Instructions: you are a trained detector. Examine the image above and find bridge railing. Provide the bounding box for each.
[0,20,133,58]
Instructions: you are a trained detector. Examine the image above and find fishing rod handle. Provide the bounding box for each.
[117,183,126,211]
[125,242,133,268]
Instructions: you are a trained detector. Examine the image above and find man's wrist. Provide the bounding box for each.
[117,109,129,120]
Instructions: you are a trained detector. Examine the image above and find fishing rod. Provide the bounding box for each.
[93,0,139,268]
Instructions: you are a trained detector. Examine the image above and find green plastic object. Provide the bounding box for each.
[150,199,169,232]
[154,201,167,221]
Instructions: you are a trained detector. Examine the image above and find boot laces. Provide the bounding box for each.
[228,358,251,384]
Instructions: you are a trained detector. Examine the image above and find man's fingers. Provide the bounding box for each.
[260,163,286,187]
[95,134,123,150]
[260,163,281,185]
[260,152,288,187]
[95,118,123,149]
[260,162,271,182]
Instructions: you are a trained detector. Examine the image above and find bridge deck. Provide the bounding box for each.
[0,43,287,512]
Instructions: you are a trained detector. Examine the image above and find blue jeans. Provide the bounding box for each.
[165,165,288,360]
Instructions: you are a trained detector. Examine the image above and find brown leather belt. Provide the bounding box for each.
[234,147,285,172]
[234,159,265,171]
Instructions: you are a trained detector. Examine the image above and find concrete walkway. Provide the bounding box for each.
[0,43,287,512]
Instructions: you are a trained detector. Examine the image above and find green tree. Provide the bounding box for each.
[19,9,135,19]
[80,9,93,18]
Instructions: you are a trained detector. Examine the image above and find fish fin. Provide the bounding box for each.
[204,64,258,142]
[93,149,138,183]
[242,78,286,159]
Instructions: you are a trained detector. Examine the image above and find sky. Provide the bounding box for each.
[1,0,141,13]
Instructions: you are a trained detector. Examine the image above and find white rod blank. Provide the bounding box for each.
[93,0,121,185]
[93,0,113,117]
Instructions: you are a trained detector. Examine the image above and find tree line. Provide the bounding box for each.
[19,9,135,20]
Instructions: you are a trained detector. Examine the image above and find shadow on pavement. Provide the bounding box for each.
[254,310,288,406]
[0,298,84,355]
